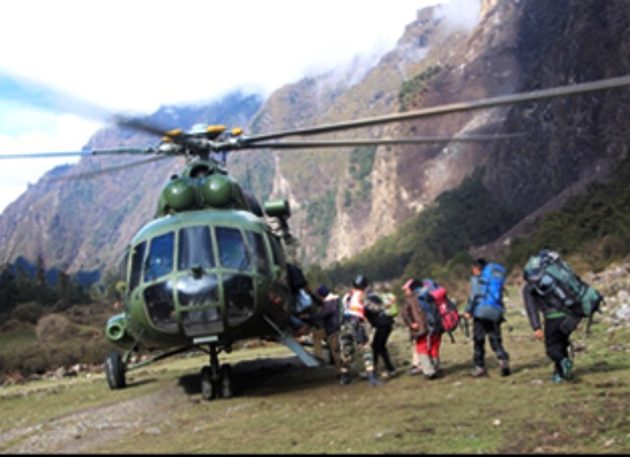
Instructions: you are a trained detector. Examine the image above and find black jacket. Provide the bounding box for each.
[522,283,568,331]
[364,294,394,328]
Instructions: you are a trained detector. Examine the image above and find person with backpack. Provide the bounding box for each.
[364,289,397,380]
[464,258,511,378]
[338,275,381,386]
[522,249,603,383]
[402,278,447,379]
[401,279,428,375]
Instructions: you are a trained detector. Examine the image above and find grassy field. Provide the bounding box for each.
[1,305,630,453]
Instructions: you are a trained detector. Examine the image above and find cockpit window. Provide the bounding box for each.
[178,226,215,271]
[216,227,251,271]
[129,241,146,291]
[246,231,270,276]
[144,232,175,283]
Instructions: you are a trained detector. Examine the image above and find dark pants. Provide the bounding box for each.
[473,318,509,368]
[372,324,395,372]
[544,315,577,374]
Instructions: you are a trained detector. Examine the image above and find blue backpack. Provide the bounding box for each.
[474,263,506,321]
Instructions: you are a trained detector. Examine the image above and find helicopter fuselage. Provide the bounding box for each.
[106,208,293,351]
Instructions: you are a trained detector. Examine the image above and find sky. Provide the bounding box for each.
[0,0,479,214]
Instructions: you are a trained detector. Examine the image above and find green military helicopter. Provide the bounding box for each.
[1,74,630,401]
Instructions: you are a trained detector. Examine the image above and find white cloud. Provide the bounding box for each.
[0,108,102,212]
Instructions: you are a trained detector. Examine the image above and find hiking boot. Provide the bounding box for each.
[550,373,564,384]
[499,360,511,377]
[339,373,351,386]
[367,372,383,386]
[560,358,573,380]
[408,366,422,376]
[471,366,487,378]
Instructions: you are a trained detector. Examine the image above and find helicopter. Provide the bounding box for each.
[1,74,630,401]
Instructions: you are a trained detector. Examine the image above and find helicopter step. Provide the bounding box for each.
[263,315,320,368]
[201,343,233,401]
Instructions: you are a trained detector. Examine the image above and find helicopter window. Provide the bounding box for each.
[216,227,251,271]
[178,226,215,271]
[176,274,220,306]
[130,242,146,291]
[144,281,178,334]
[144,232,175,283]
[223,274,255,327]
[245,231,270,276]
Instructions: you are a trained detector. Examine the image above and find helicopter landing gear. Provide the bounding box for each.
[105,351,126,389]
[200,344,233,401]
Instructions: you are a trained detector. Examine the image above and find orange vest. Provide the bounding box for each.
[346,289,366,319]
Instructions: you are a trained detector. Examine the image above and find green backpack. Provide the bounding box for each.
[523,250,603,319]
[380,292,399,318]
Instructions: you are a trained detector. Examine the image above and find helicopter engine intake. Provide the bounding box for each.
[105,313,135,347]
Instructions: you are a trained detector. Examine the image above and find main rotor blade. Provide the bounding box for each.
[243,133,525,149]
[243,75,630,142]
[0,71,177,139]
[0,147,155,160]
[43,155,171,182]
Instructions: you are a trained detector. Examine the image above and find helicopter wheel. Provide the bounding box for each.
[201,366,217,401]
[220,364,233,399]
[105,351,126,390]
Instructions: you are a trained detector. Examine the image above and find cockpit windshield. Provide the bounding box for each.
[216,227,251,271]
[144,232,174,283]
[178,226,215,271]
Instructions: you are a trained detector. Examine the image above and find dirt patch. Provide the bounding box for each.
[1,383,189,453]
[0,355,331,453]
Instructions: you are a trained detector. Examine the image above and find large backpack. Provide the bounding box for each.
[523,250,603,320]
[416,279,460,336]
[474,262,507,322]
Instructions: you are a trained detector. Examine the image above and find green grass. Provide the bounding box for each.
[2,309,630,453]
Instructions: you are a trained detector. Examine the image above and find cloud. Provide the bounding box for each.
[0,107,102,212]
[438,0,481,31]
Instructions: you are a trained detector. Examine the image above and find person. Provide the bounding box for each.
[364,290,397,379]
[338,275,380,386]
[286,262,319,335]
[401,279,426,375]
[522,250,589,383]
[300,284,342,376]
[463,258,511,378]
[401,278,440,379]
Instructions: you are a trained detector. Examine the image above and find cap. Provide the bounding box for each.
[316,284,330,298]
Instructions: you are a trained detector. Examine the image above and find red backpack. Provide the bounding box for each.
[428,286,460,335]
